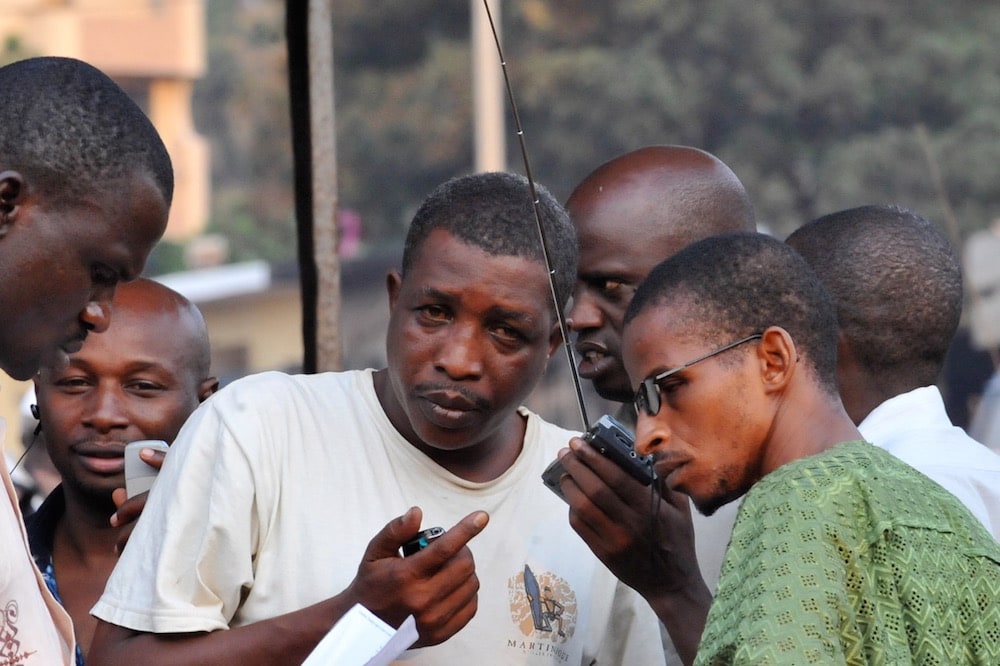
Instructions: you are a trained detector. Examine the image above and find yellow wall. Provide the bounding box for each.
[0,0,209,241]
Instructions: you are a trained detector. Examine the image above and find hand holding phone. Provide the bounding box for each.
[400,527,445,556]
[124,439,169,499]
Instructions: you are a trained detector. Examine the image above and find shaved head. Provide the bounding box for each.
[567,145,755,249]
[110,279,212,380]
[568,145,756,403]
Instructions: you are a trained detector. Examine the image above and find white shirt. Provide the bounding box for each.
[859,385,1000,538]
[1,418,75,664]
[94,370,665,665]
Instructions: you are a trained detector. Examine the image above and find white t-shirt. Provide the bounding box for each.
[1,418,75,665]
[94,370,665,665]
[859,385,1000,538]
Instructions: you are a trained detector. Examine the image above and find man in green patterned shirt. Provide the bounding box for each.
[621,231,1000,665]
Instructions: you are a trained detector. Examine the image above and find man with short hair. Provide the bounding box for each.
[555,145,755,663]
[0,56,171,664]
[624,232,1000,664]
[786,205,1000,537]
[27,278,217,663]
[90,172,666,665]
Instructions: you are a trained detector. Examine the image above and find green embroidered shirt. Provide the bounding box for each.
[696,440,1000,665]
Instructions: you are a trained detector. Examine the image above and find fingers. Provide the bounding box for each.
[404,511,488,573]
[559,438,649,521]
[109,490,150,555]
[109,490,148,528]
[139,446,166,470]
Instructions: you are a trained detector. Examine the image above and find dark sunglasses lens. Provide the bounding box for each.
[637,379,659,416]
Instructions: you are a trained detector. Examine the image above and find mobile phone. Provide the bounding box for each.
[401,526,445,557]
[124,439,169,499]
[542,414,654,502]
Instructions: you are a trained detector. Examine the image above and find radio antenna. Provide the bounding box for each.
[480,0,590,430]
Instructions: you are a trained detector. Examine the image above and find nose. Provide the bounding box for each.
[84,384,130,433]
[434,324,484,380]
[567,286,603,332]
[80,286,116,333]
[634,412,668,457]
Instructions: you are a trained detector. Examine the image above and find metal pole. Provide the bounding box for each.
[472,0,506,172]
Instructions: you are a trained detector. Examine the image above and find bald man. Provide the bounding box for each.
[29,278,217,662]
[551,146,755,664]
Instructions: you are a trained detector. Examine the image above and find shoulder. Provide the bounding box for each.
[205,369,370,416]
[519,406,581,454]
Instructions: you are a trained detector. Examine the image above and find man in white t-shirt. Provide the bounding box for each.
[786,204,1000,538]
[90,172,666,665]
[0,57,171,664]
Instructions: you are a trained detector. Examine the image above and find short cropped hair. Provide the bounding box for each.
[402,172,577,308]
[785,205,961,386]
[626,232,839,394]
[0,57,173,206]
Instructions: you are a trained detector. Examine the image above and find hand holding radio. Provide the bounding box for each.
[347,506,488,647]
[542,415,653,502]
[553,431,710,625]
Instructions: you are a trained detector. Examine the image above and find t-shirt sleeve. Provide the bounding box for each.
[92,387,268,634]
[694,487,857,665]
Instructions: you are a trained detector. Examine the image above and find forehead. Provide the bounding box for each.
[570,183,697,279]
[62,305,197,375]
[623,297,706,371]
[402,229,553,317]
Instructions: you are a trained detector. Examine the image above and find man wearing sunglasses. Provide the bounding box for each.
[624,232,1000,664]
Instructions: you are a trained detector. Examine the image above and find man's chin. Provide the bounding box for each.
[591,377,634,405]
[1,355,41,381]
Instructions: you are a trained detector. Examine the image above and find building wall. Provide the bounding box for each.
[0,0,209,240]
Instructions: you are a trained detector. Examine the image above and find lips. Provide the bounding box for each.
[652,456,688,488]
[74,441,126,475]
[59,330,88,355]
[417,389,484,430]
[575,339,616,379]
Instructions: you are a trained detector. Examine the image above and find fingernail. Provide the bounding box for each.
[473,512,488,529]
[569,438,583,452]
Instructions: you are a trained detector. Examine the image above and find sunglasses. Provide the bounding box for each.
[634,334,763,416]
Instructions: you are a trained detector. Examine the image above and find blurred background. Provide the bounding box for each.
[2,0,999,449]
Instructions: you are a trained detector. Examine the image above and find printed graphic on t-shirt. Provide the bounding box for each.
[1,600,34,665]
[505,564,577,660]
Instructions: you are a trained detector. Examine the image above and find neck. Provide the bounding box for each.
[760,387,862,478]
[56,485,123,564]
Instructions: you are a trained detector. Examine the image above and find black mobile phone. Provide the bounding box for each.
[542,414,654,502]
[400,526,445,557]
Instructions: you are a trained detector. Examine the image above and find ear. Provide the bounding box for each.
[198,376,220,402]
[756,326,798,394]
[0,170,26,238]
[547,321,563,358]
[385,269,403,310]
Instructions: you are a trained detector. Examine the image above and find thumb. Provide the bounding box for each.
[364,506,423,560]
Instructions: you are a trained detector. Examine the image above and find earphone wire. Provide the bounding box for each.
[480,0,590,430]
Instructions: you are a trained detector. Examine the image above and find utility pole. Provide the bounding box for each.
[472,0,505,172]
[288,0,342,373]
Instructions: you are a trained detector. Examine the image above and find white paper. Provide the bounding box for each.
[302,603,418,666]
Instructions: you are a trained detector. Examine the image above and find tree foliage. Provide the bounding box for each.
[331,0,1000,241]
[192,1,1000,260]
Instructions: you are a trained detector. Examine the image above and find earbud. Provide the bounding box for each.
[30,403,41,435]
